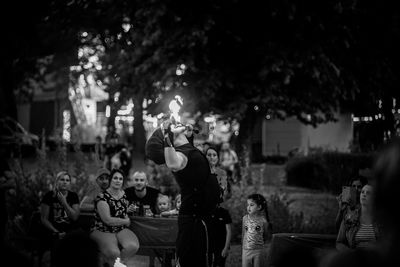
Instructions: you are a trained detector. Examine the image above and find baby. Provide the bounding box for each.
[160,194,181,217]
[157,194,171,214]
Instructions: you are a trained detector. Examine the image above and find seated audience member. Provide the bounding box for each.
[156,194,171,214]
[90,169,139,267]
[336,184,379,251]
[80,168,110,212]
[40,171,80,240]
[125,171,160,215]
[335,176,368,231]
[161,194,181,217]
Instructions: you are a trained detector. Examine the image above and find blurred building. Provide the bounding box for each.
[256,113,354,157]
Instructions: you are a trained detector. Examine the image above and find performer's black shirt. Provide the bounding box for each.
[174,143,211,216]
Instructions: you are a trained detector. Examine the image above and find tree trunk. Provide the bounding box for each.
[133,95,146,155]
[235,106,257,182]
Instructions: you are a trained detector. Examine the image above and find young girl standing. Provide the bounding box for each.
[242,194,272,267]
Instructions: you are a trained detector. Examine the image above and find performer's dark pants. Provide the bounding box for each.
[211,249,227,267]
[176,215,209,267]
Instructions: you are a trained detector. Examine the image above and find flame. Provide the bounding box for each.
[169,95,183,123]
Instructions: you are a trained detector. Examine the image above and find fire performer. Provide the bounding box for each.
[146,96,221,267]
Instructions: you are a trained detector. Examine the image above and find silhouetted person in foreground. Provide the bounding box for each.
[53,230,100,267]
[373,137,400,266]
[1,243,32,267]
[274,246,318,267]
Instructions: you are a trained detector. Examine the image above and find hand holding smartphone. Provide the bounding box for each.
[341,186,357,205]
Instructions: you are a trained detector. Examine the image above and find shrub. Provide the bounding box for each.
[286,157,327,190]
[285,152,373,194]
[268,194,304,234]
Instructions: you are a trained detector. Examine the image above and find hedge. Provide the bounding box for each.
[285,152,374,194]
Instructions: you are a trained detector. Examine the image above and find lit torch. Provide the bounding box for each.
[167,95,199,134]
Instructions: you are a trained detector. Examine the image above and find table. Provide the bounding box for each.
[130,216,178,266]
[130,216,178,249]
[268,233,337,267]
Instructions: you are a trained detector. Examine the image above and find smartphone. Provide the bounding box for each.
[342,186,357,204]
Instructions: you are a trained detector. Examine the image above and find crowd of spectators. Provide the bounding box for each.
[5,132,400,267]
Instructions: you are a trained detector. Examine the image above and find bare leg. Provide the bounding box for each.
[91,230,120,266]
[116,228,139,263]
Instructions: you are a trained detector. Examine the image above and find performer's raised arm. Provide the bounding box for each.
[162,121,189,171]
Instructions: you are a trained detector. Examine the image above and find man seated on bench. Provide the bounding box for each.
[80,168,110,212]
[125,171,160,216]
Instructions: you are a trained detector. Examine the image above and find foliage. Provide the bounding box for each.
[3,0,400,158]
[285,151,374,194]
[50,1,400,149]
[6,140,94,239]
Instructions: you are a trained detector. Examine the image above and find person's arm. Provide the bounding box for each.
[335,194,348,230]
[79,196,95,211]
[164,147,188,171]
[160,209,178,217]
[221,223,232,257]
[336,219,351,251]
[97,200,130,226]
[40,203,60,233]
[57,192,80,221]
[162,121,189,171]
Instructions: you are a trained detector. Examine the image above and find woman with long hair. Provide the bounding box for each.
[206,146,228,198]
[336,184,379,251]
